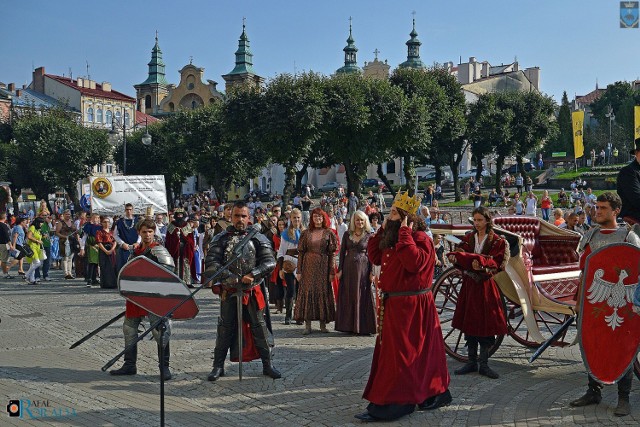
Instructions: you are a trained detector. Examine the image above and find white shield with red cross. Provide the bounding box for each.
[118,256,199,320]
[579,243,640,384]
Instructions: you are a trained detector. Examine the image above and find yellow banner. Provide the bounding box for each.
[572,110,584,159]
[634,106,640,140]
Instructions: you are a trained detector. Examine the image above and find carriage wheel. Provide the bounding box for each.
[505,299,576,349]
[432,267,504,362]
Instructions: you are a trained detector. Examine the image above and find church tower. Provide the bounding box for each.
[134,32,169,115]
[222,20,264,92]
[399,18,426,70]
[336,18,361,75]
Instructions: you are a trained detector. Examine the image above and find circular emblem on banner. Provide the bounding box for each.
[93,178,112,198]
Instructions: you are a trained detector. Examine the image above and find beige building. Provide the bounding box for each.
[158,62,224,114]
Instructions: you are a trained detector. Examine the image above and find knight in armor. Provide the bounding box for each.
[164,208,195,286]
[204,201,281,381]
[110,218,175,380]
[570,192,640,416]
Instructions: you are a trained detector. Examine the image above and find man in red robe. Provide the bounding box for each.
[165,209,195,286]
[356,192,451,422]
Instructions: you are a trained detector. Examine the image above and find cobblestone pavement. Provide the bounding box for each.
[1,266,637,426]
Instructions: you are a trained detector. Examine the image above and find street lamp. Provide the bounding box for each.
[110,113,153,174]
[605,104,615,165]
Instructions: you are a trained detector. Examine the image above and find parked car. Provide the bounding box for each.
[243,190,273,202]
[318,181,344,193]
[418,171,451,181]
[502,163,535,174]
[362,178,384,188]
[459,168,491,179]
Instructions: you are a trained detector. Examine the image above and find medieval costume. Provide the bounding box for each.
[570,223,640,416]
[294,227,338,331]
[277,227,301,325]
[204,224,280,381]
[335,231,375,335]
[357,191,450,422]
[96,227,117,289]
[450,228,509,379]
[164,210,195,286]
[113,216,139,273]
[82,221,102,286]
[110,242,175,380]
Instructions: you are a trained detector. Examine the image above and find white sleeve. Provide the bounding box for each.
[113,224,124,246]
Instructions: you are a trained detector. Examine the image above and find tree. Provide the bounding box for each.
[12,109,111,205]
[320,74,410,196]
[545,91,572,157]
[262,72,326,204]
[468,93,514,194]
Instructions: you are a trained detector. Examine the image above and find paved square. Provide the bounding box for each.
[0,269,637,426]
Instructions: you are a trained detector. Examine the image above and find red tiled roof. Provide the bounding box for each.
[575,89,605,105]
[135,111,160,126]
[46,74,135,103]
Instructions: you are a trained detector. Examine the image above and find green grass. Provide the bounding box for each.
[554,167,591,180]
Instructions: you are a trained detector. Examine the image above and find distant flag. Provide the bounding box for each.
[620,2,639,28]
[572,110,585,159]
[635,106,640,140]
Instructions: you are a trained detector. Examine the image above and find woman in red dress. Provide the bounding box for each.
[450,207,508,379]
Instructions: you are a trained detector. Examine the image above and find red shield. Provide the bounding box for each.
[579,243,640,384]
[118,256,199,320]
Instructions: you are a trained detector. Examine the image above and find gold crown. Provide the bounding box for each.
[392,191,421,215]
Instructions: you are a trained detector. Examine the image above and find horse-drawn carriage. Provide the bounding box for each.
[430,215,640,378]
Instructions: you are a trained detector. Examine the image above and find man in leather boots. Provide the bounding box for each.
[569,192,640,417]
[110,219,175,381]
[204,201,281,381]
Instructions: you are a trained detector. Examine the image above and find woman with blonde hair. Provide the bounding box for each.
[277,208,305,325]
[335,210,375,335]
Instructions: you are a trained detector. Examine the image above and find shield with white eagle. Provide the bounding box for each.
[579,243,640,384]
[118,256,199,320]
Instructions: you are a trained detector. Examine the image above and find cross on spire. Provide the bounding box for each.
[189,56,193,65]
[243,16,246,30]
[155,30,158,43]
[349,16,353,33]
[374,48,380,60]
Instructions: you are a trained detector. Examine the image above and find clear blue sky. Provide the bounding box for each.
[1,0,638,103]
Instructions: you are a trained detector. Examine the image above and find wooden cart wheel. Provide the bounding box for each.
[432,267,504,362]
[505,299,576,349]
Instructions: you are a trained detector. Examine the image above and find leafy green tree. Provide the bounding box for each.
[320,74,409,196]
[545,91,572,157]
[12,110,111,205]
[262,72,326,204]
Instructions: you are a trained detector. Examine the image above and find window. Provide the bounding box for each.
[145,95,151,108]
[105,110,112,125]
[106,164,113,174]
[191,100,197,109]
[169,102,174,112]
[124,111,130,127]
[96,108,103,124]
[86,107,94,122]
[96,164,103,173]
[386,161,396,174]
[115,110,121,123]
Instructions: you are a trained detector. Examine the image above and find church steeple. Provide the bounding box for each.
[399,18,426,70]
[226,19,257,76]
[336,17,361,75]
[140,32,168,85]
[222,19,264,91]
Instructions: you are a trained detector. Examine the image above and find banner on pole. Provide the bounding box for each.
[90,175,168,216]
[572,110,585,159]
[634,105,640,140]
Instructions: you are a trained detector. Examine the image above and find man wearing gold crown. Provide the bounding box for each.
[355,191,451,423]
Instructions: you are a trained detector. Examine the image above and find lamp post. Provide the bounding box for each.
[110,114,152,175]
[605,104,615,165]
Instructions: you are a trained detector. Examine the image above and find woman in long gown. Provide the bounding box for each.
[294,208,338,334]
[96,217,117,289]
[335,210,375,335]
